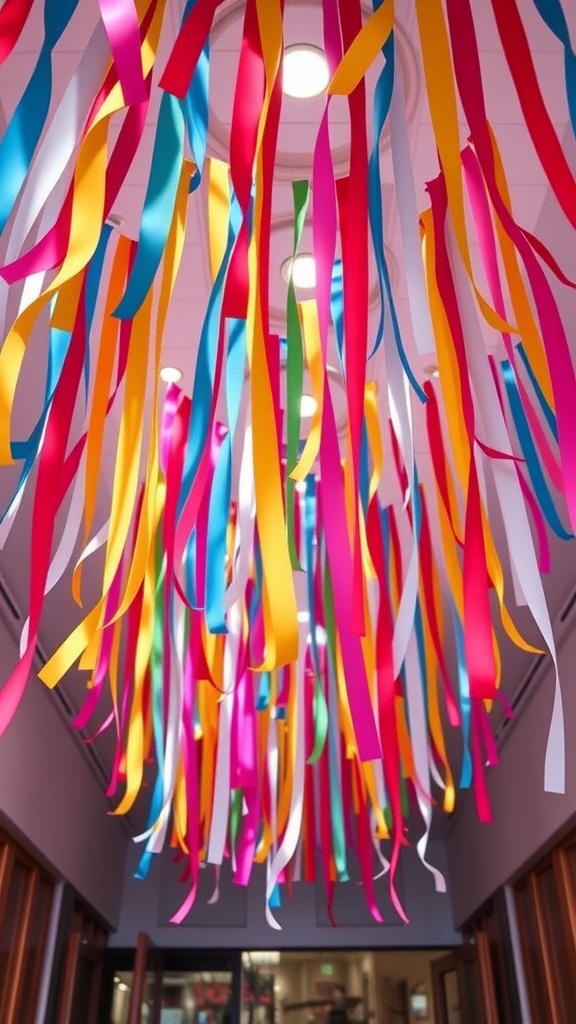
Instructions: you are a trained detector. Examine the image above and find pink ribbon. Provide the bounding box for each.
[98,0,146,105]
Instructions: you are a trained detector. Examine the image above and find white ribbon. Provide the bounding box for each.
[447,225,564,794]
[389,51,436,356]
[206,600,241,864]
[265,607,307,929]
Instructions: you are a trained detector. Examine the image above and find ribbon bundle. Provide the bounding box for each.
[0,0,575,924]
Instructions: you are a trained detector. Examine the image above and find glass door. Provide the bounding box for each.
[105,946,239,1024]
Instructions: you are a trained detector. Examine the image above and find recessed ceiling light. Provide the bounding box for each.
[300,394,317,418]
[160,365,183,383]
[295,480,307,493]
[282,45,329,99]
[297,610,310,623]
[281,254,316,290]
[425,364,440,379]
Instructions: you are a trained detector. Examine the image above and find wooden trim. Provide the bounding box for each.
[529,870,559,1022]
[0,840,15,932]
[23,877,54,1024]
[475,931,499,1024]
[3,864,39,1024]
[128,932,151,1024]
[57,917,82,1024]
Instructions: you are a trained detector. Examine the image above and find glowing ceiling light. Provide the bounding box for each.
[282,44,329,99]
[300,393,317,418]
[297,610,310,623]
[160,365,183,383]
[281,253,316,290]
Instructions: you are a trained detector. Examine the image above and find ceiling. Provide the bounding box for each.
[0,0,576,864]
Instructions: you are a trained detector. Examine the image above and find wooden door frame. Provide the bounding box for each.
[432,941,497,1024]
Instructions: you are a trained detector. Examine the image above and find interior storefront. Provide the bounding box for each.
[103,948,458,1024]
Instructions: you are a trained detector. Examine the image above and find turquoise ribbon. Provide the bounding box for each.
[114,92,185,319]
[178,194,242,521]
[0,0,80,233]
[502,359,571,539]
[205,318,246,631]
[135,544,167,879]
[180,0,210,191]
[531,0,576,139]
[451,602,472,789]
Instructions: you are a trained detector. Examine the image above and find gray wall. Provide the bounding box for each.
[112,839,460,948]
[445,631,576,927]
[0,617,128,928]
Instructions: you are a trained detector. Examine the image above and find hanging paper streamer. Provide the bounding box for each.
[1,0,576,927]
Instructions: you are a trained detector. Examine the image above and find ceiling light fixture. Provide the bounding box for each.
[297,610,310,623]
[300,394,317,418]
[282,44,329,99]
[281,254,316,290]
[160,365,183,384]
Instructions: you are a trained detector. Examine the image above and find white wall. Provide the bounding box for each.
[0,618,128,927]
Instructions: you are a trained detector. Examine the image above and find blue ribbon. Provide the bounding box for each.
[304,477,321,680]
[368,31,426,402]
[114,92,185,319]
[330,259,345,373]
[180,0,210,192]
[256,672,271,711]
[516,343,558,441]
[0,0,80,234]
[501,359,571,539]
[531,0,576,139]
[178,194,242,522]
[84,223,113,395]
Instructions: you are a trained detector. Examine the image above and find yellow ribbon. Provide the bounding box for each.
[328,0,395,96]
[414,0,515,337]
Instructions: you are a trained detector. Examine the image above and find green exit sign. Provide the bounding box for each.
[321,964,334,977]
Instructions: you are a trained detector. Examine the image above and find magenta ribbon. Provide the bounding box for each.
[98,0,147,105]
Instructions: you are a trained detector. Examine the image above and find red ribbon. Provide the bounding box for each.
[0,0,35,63]
[159,0,222,100]
[489,0,576,231]
[222,0,264,320]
